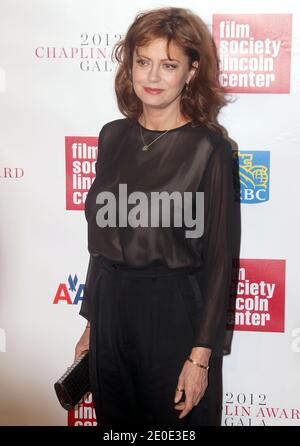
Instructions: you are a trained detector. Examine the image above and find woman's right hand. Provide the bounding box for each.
[74,324,90,360]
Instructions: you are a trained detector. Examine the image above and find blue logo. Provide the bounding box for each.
[233,151,270,203]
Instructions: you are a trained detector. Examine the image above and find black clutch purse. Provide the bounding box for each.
[54,350,90,410]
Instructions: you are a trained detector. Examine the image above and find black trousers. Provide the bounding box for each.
[88,255,223,427]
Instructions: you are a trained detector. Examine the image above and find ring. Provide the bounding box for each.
[176,387,184,392]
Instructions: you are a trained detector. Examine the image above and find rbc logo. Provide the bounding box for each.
[234,150,270,203]
[53,274,84,305]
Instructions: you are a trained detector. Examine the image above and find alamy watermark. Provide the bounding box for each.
[95,183,204,238]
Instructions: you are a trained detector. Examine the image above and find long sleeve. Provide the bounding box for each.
[79,124,108,321]
[79,254,102,321]
[193,137,234,354]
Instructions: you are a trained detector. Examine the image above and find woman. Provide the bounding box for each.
[75,6,235,427]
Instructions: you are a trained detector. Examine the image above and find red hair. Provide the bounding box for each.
[113,6,230,135]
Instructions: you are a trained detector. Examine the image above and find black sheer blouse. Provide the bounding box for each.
[79,117,235,354]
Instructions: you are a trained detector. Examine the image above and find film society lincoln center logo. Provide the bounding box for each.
[228,259,285,333]
[212,14,292,93]
[65,136,98,210]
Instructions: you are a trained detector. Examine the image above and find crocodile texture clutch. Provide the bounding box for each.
[54,351,90,410]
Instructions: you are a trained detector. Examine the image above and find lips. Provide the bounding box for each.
[144,87,164,94]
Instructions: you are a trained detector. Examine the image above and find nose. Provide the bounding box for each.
[147,63,161,83]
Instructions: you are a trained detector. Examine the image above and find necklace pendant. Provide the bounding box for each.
[142,145,149,151]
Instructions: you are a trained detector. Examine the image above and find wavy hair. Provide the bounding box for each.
[113,7,229,135]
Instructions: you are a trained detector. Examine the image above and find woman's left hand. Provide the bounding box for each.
[174,358,209,419]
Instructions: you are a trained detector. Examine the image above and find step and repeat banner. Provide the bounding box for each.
[1,0,299,426]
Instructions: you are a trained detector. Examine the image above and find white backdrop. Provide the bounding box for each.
[0,0,299,426]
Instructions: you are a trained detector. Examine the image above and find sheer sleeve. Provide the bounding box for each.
[79,124,108,321]
[193,137,234,353]
[79,254,102,321]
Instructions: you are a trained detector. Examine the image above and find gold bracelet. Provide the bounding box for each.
[188,356,209,370]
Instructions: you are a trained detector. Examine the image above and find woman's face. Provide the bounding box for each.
[131,38,197,112]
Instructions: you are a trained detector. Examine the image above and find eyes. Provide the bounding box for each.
[135,58,178,70]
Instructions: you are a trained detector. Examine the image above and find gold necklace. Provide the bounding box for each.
[139,116,187,152]
[139,123,170,152]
